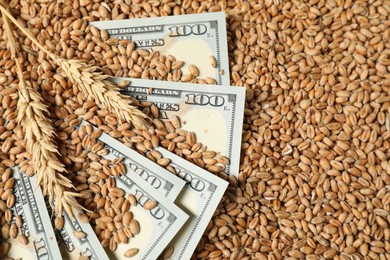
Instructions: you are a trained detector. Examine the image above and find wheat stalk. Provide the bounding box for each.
[0,4,148,128]
[1,6,82,219]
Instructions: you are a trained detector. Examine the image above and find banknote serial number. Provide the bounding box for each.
[169,24,207,37]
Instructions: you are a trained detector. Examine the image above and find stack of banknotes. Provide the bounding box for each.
[8,12,245,259]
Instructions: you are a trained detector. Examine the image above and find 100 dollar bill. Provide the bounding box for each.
[91,12,230,85]
[8,168,62,260]
[89,126,189,259]
[112,77,246,176]
[156,148,228,260]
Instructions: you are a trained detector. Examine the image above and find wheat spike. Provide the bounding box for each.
[55,57,148,128]
[17,83,83,218]
[1,5,82,219]
[0,4,148,128]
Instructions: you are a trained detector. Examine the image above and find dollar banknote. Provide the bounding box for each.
[45,201,109,260]
[88,127,189,259]
[156,148,228,260]
[91,12,230,85]
[80,121,185,201]
[7,168,62,260]
[112,77,246,177]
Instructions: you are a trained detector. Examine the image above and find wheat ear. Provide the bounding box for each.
[1,6,82,219]
[0,4,148,128]
[55,58,148,128]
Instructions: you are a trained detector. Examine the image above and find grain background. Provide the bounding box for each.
[0,0,389,259]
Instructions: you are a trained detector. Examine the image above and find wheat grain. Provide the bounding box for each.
[143,200,157,210]
[18,234,28,245]
[73,230,87,239]
[0,242,10,258]
[124,248,139,257]
[188,64,199,77]
[209,56,217,68]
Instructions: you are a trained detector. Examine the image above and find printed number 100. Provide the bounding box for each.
[169,24,207,37]
[185,94,225,107]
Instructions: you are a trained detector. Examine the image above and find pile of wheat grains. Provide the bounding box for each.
[0,0,389,259]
